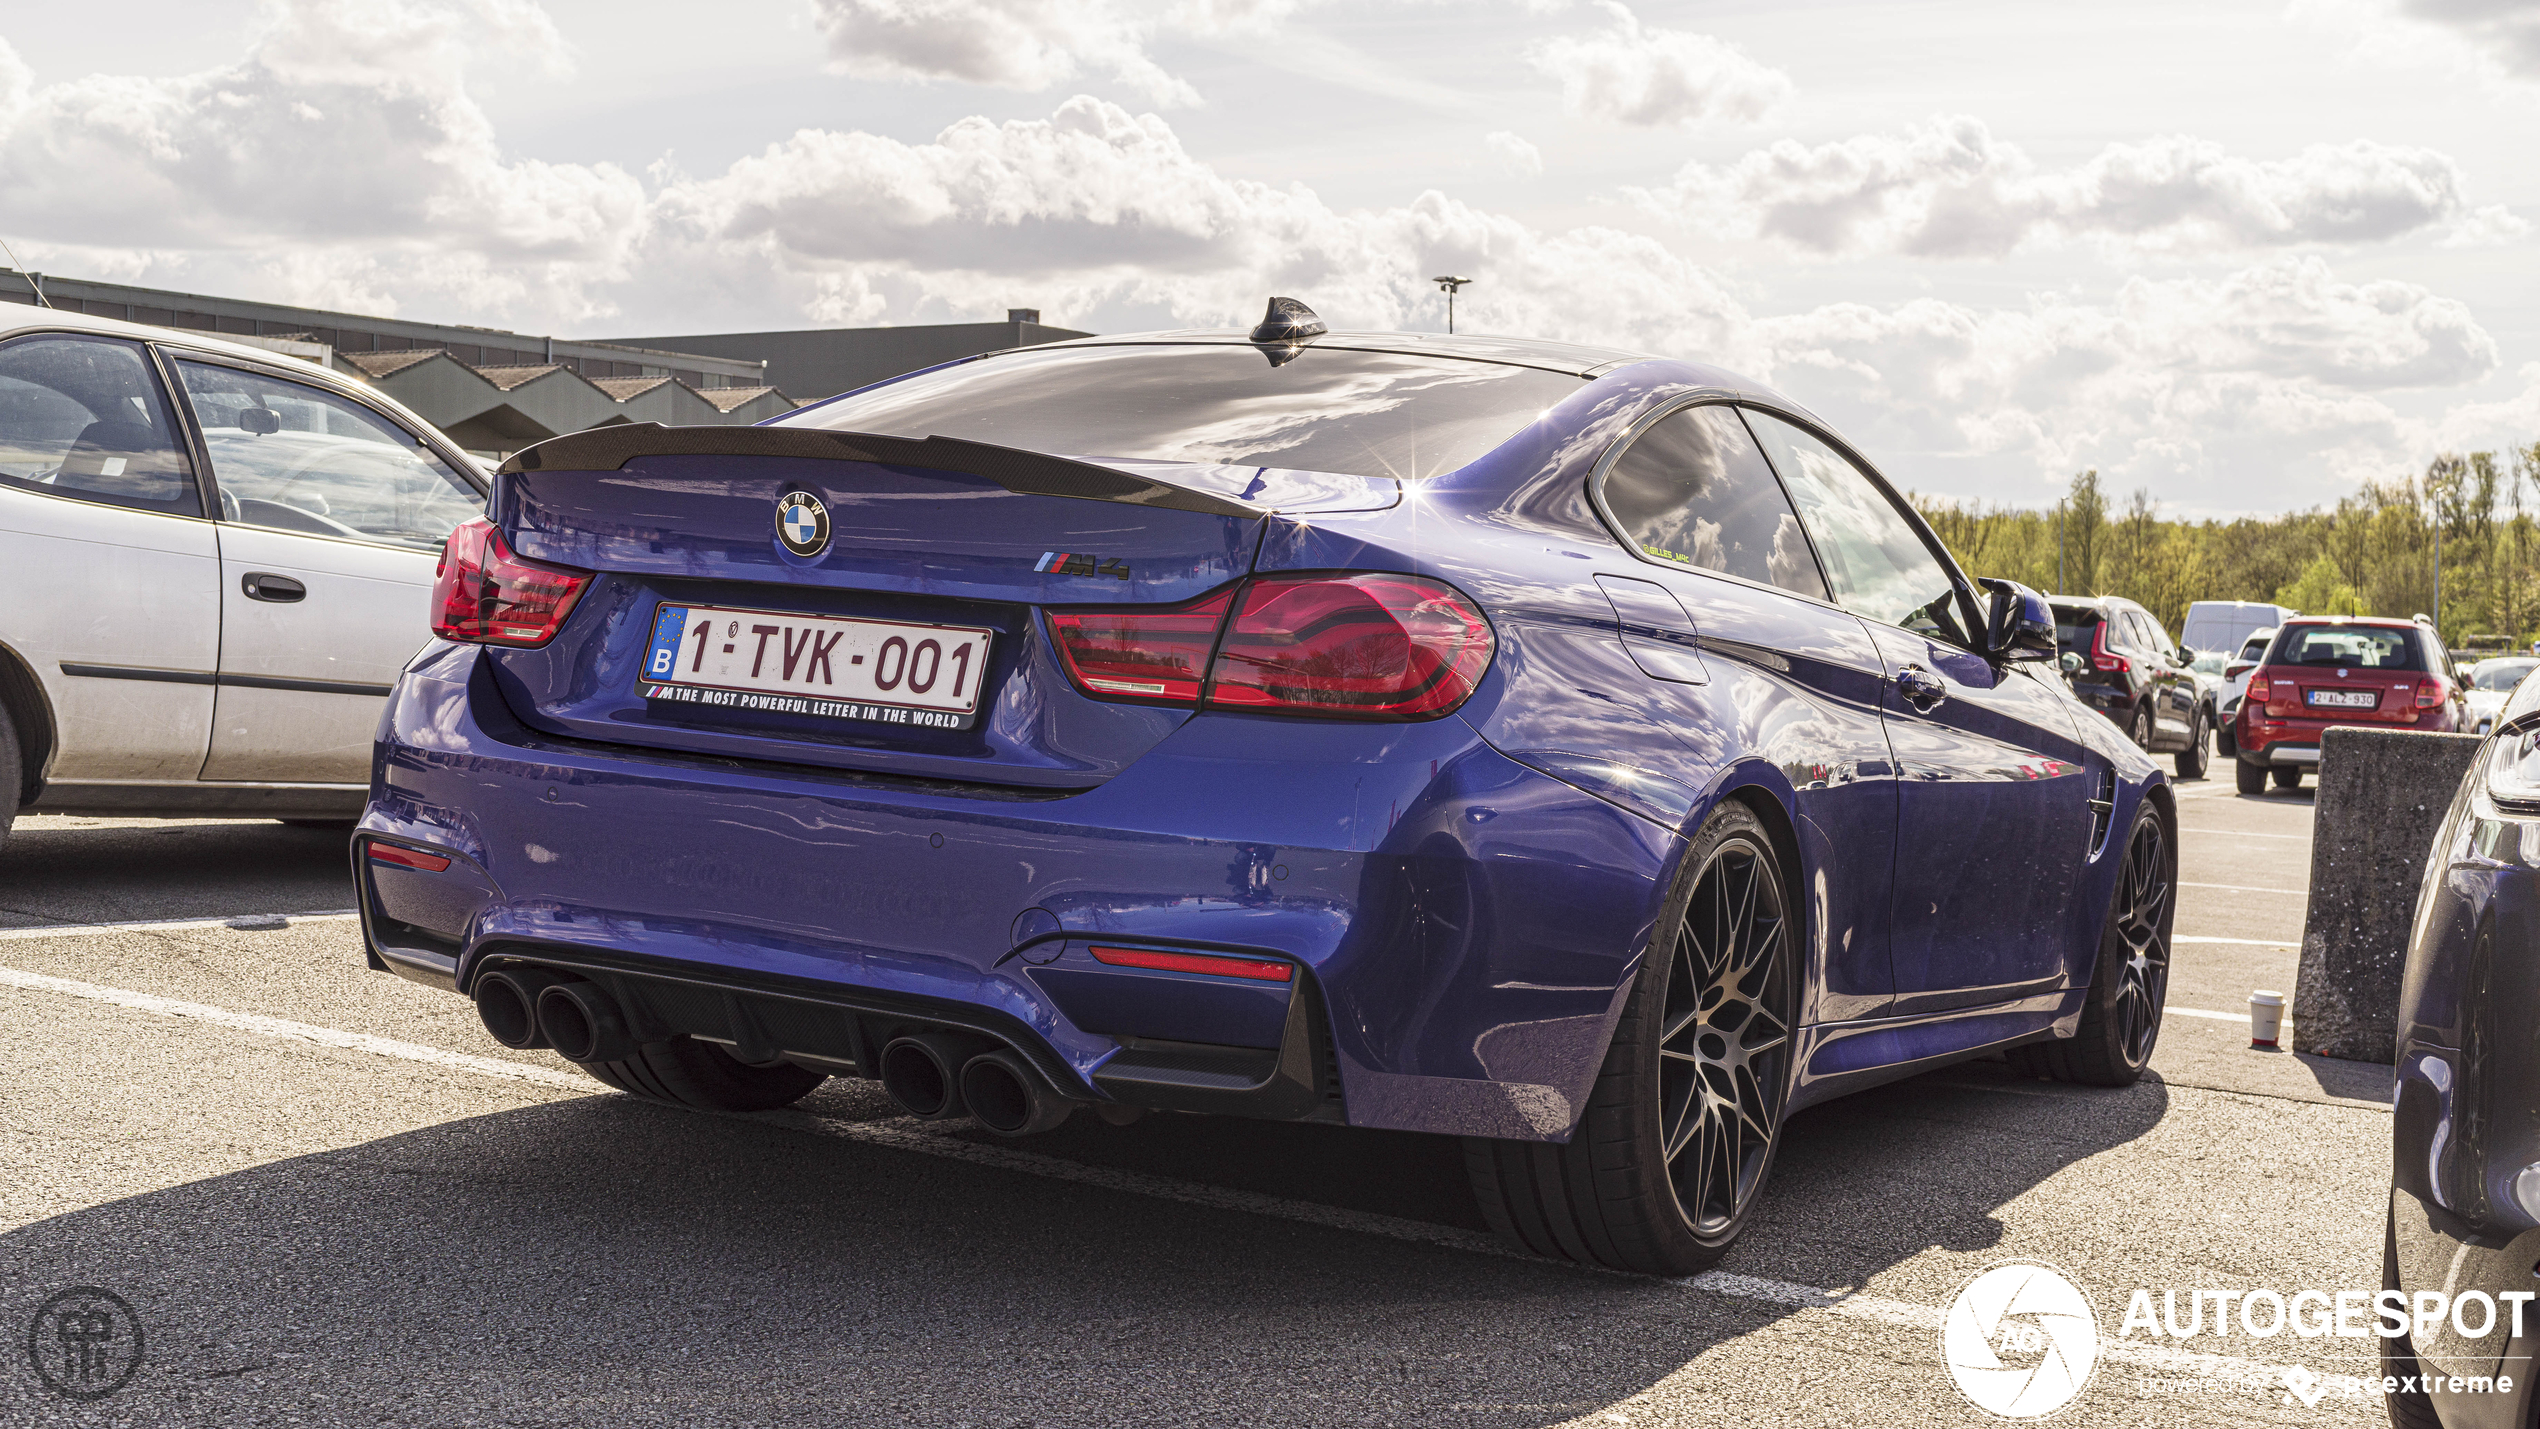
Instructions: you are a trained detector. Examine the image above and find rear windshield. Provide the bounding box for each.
[2474,659,2538,692]
[774,343,1585,481]
[2051,608,2101,653]
[2265,624,2427,672]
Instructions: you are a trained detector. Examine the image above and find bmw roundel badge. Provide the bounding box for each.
[775,489,830,557]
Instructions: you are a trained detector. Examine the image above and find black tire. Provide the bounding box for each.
[2127,702,2152,749]
[1463,802,1796,1275]
[2009,803,2172,1086]
[2272,765,2302,790]
[2235,757,2268,795]
[578,1037,825,1111]
[0,699,19,854]
[2382,1202,2444,1429]
[2173,711,2208,780]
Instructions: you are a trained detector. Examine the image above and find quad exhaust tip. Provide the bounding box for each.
[537,980,636,1064]
[473,968,567,1050]
[959,1050,1073,1137]
[879,1030,994,1120]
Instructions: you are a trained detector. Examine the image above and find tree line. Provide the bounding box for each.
[1912,443,2540,653]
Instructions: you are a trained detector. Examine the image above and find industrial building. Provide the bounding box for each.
[0,271,1088,455]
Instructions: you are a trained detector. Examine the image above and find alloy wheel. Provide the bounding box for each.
[2109,817,2173,1064]
[1658,836,1793,1239]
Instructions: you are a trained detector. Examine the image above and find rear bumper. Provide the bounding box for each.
[360,644,1677,1140]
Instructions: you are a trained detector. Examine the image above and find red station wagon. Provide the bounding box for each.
[2231,616,2465,793]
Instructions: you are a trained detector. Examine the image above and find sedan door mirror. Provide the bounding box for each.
[238,405,283,435]
[1978,577,2057,663]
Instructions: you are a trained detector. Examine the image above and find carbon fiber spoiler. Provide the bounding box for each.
[495,423,1260,520]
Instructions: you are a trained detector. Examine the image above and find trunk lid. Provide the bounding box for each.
[480,426,1388,788]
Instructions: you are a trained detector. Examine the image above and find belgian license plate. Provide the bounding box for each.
[2306,688,2376,710]
[637,603,994,730]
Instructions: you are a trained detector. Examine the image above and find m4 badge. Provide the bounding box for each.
[1036,551,1130,580]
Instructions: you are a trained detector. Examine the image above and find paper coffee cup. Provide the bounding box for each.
[2249,990,2286,1048]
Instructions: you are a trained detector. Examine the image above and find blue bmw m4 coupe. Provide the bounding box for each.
[358,303,2176,1275]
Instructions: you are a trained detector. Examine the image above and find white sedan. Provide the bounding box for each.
[2466,656,2540,735]
[0,307,486,841]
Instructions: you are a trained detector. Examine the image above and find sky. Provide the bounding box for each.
[3,0,2539,514]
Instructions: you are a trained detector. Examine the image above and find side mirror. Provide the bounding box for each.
[239,406,283,435]
[2059,651,2084,675]
[1978,578,2057,663]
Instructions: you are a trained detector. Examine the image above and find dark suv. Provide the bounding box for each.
[2232,615,2464,793]
[2051,596,2207,777]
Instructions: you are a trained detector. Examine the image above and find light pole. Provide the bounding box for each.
[1433,275,1472,334]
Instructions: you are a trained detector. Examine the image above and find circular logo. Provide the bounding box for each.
[1940,1262,2098,1419]
[775,490,830,557]
[25,1286,144,1401]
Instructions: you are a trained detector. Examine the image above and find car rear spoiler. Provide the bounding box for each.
[495,423,1259,520]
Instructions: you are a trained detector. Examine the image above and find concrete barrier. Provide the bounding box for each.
[2290,725,2483,1062]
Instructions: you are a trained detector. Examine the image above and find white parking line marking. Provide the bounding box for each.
[2173,935,2296,946]
[0,910,359,940]
[2177,827,2312,839]
[2179,881,2307,895]
[0,963,588,1089]
[2167,1006,2268,1024]
[0,959,2379,1397]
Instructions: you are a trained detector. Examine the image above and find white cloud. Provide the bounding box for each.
[1526,1,1792,128]
[2398,0,2540,76]
[0,6,2519,515]
[0,0,644,318]
[1484,130,1542,178]
[1636,116,2514,259]
[807,0,1203,107]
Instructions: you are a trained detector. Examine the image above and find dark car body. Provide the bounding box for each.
[2235,616,2464,788]
[2389,675,2540,1425]
[2051,596,2204,752]
[355,327,2173,1266]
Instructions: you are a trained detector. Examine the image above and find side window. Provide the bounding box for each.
[1597,403,1829,599]
[0,336,199,517]
[1742,408,1972,643]
[172,359,483,551]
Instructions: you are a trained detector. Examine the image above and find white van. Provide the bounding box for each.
[2179,601,2297,657]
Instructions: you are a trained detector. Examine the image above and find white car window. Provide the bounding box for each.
[173,359,481,551]
[0,336,200,517]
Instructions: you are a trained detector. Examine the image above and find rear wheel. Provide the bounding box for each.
[2235,757,2268,795]
[578,1037,826,1112]
[2009,804,2172,1086]
[2382,1203,2443,1429]
[0,700,18,854]
[2173,711,2208,780]
[2272,766,2302,790]
[2127,703,2152,749]
[1464,802,1796,1275]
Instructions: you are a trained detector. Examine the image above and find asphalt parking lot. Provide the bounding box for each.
[0,775,2398,1427]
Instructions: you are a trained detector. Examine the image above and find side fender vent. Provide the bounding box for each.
[2087,766,2118,857]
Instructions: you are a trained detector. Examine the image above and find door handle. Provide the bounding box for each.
[241,572,306,603]
[1897,665,1947,714]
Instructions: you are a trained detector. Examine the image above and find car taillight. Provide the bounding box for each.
[1047,587,1234,705]
[431,518,591,647]
[1206,573,1493,719]
[2247,676,2270,703]
[1047,573,1494,720]
[2090,621,2129,674]
[2417,680,2443,709]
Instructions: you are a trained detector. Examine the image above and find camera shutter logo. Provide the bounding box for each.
[775,490,830,558]
[24,1286,144,1401]
[1941,1262,2099,1419]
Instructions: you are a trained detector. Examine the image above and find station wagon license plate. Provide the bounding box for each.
[2305,688,2377,710]
[637,603,994,730]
